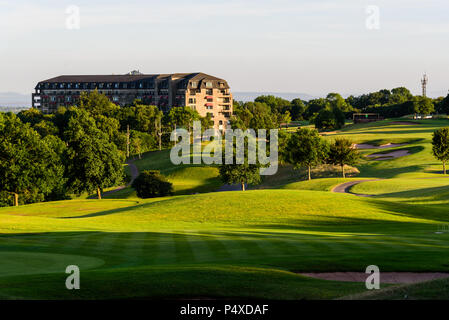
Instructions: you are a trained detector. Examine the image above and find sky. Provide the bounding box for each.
[1,0,449,97]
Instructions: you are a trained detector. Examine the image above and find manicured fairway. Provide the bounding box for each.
[1,189,449,299]
[2,119,449,299]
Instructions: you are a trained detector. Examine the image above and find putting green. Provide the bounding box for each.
[0,251,104,277]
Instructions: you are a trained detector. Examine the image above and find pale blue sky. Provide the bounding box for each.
[1,0,448,97]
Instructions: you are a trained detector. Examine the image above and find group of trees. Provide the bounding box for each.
[283,129,360,179]
[0,90,212,206]
[244,88,449,132]
[348,87,440,119]
[218,128,360,191]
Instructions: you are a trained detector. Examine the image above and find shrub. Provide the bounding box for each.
[131,170,173,198]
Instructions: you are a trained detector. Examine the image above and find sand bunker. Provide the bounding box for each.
[367,149,410,160]
[301,272,449,284]
[354,143,408,149]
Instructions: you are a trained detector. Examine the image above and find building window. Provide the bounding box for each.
[206,82,213,88]
[113,96,119,102]
[123,84,128,89]
[139,83,143,88]
[114,83,119,89]
[191,81,197,88]
[189,98,196,104]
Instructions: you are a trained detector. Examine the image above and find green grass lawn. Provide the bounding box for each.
[2,118,449,299]
[1,189,449,299]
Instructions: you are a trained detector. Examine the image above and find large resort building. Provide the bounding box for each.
[32,72,233,130]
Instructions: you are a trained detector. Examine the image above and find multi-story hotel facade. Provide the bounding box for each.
[32,72,233,130]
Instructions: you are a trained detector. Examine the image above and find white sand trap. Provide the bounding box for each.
[367,149,410,160]
[301,272,449,284]
[354,143,408,149]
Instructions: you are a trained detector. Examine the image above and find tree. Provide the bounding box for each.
[219,163,261,191]
[304,98,329,120]
[0,113,64,206]
[166,106,200,131]
[436,94,449,115]
[290,98,306,121]
[390,87,413,104]
[63,108,125,199]
[327,138,360,178]
[255,95,291,115]
[412,96,434,116]
[231,102,277,130]
[326,93,353,112]
[285,128,329,180]
[132,170,173,198]
[79,89,120,117]
[278,111,292,128]
[218,138,263,191]
[432,128,449,175]
[17,108,44,126]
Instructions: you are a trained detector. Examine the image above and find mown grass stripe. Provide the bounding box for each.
[173,232,196,264]
[196,232,232,260]
[140,232,161,264]
[152,231,177,265]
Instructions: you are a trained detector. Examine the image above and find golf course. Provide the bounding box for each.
[1,118,449,300]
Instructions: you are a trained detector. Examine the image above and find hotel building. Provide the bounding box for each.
[32,72,233,130]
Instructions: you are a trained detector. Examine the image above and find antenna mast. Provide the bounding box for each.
[421,73,428,97]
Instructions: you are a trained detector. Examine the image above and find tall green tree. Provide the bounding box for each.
[166,106,200,132]
[285,128,329,180]
[219,138,262,191]
[0,113,64,206]
[290,98,306,121]
[326,93,353,112]
[412,96,434,116]
[327,138,360,178]
[63,108,125,199]
[436,94,449,114]
[432,127,449,175]
[231,102,277,130]
[219,163,261,191]
[79,89,120,117]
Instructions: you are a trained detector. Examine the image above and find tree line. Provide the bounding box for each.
[238,88,448,131]
[0,90,213,206]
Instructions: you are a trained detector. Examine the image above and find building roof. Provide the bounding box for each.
[38,73,226,84]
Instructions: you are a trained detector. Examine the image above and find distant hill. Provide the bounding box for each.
[0,92,30,108]
[233,92,317,102]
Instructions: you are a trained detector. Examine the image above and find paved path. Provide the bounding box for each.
[301,272,449,284]
[331,179,382,197]
[216,184,245,192]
